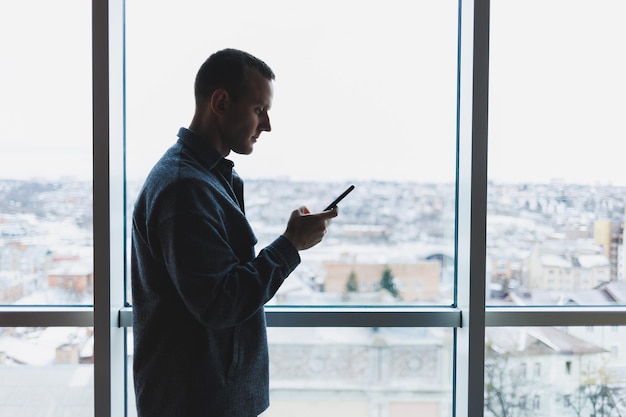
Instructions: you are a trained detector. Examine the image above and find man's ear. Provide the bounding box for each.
[210,89,229,115]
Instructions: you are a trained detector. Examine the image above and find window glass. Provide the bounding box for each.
[485,326,626,417]
[125,0,459,306]
[0,327,94,417]
[0,1,93,305]
[487,0,626,306]
[127,327,453,417]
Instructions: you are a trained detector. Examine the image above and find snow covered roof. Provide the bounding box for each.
[486,327,606,356]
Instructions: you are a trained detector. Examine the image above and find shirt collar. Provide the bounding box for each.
[176,127,234,171]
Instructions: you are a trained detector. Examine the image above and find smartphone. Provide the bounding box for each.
[324,185,355,211]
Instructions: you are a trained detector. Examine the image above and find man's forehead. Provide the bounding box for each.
[243,69,274,103]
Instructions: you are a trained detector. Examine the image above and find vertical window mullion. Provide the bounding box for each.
[455,0,490,416]
[93,0,126,416]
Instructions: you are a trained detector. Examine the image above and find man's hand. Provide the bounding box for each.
[282,206,339,251]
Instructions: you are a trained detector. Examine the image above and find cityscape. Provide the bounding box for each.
[1,178,626,416]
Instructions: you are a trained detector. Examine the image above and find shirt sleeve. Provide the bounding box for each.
[157,183,300,329]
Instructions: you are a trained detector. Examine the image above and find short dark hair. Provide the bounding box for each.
[194,48,275,102]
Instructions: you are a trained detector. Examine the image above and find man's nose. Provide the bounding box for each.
[262,114,271,132]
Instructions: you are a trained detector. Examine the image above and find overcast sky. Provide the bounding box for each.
[1,0,625,185]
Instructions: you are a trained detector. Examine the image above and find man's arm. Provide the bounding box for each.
[159,210,300,329]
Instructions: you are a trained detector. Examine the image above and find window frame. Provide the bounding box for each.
[92,0,126,416]
[1,1,626,417]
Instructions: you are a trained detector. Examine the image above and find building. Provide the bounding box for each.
[594,219,624,281]
[266,327,453,417]
[485,327,608,417]
[48,268,93,295]
[323,261,441,302]
[525,242,610,291]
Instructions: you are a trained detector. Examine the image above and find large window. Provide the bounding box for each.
[0,0,93,306]
[124,0,459,308]
[124,2,459,415]
[1,1,626,417]
[0,0,94,415]
[485,1,626,414]
[488,0,626,308]
[485,0,626,417]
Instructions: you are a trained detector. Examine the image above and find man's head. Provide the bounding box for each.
[194,48,275,104]
[190,49,275,156]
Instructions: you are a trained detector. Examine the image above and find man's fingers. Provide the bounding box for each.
[320,207,339,218]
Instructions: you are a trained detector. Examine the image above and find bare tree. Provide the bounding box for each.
[560,365,626,417]
[484,352,534,417]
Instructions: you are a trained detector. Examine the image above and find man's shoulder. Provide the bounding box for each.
[140,157,226,210]
[145,144,220,189]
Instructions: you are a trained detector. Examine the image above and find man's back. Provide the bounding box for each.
[131,130,298,416]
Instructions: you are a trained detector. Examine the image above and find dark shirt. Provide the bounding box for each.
[131,128,300,417]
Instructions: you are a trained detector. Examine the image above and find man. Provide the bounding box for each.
[131,48,338,417]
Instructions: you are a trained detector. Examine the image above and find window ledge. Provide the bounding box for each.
[0,306,94,327]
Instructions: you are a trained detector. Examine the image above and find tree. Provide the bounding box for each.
[560,365,626,417]
[344,270,359,293]
[484,353,533,417]
[379,266,399,298]
[484,347,626,417]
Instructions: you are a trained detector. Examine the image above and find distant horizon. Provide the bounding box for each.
[1,175,625,189]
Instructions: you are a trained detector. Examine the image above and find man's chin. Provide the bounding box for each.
[233,147,254,156]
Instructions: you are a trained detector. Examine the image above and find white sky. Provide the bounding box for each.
[1,0,625,185]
